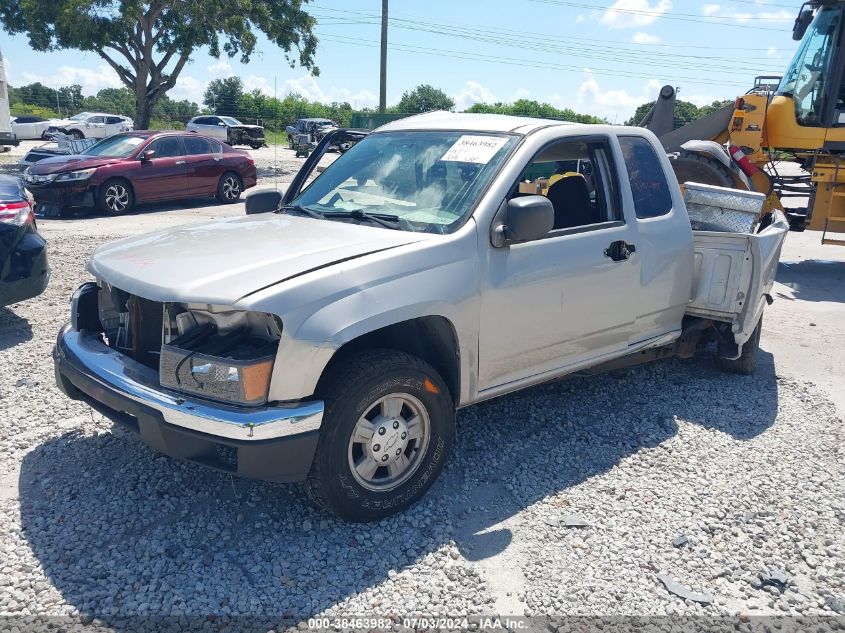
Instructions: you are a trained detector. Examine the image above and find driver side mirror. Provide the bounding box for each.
[245,190,282,215]
[140,149,156,162]
[793,5,814,41]
[492,195,554,247]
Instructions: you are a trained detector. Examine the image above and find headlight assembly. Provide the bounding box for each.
[158,311,280,406]
[55,168,96,183]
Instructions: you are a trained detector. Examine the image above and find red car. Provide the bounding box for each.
[24,131,257,216]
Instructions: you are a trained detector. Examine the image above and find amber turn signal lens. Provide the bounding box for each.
[241,359,275,402]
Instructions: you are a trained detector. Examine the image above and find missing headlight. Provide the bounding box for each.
[159,319,278,406]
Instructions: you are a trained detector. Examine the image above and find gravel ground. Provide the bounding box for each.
[0,202,843,628]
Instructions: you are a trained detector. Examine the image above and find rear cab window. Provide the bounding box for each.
[618,135,673,219]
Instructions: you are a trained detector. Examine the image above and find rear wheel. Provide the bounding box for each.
[97,178,134,215]
[718,315,763,375]
[250,142,263,150]
[669,150,734,188]
[216,172,242,203]
[304,350,455,522]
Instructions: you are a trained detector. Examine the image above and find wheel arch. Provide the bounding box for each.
[318,316,461,405]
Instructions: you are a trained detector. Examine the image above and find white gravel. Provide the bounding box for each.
[0,204,843,628]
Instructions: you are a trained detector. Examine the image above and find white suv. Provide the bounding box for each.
[46,112,133,140]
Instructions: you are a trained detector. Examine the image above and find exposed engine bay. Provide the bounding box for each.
[91,281,281,406]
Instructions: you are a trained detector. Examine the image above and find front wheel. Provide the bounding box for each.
[304,350,455,521]
[97,178,134,215]
[68,129,84,140]
[215,172,242,203]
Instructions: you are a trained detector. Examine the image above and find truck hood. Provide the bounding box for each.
[88,213,431,305]
[30,154,123,175]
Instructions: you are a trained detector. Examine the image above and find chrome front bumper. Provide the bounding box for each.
[53,323,323,441]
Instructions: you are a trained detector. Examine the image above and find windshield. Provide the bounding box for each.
[776,6,842,126]
[83,134,147,157]
[221,116,242,126]
[69,112,90,121]
[290,130,517,233]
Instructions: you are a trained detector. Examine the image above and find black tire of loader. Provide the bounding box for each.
[668,150,735,189]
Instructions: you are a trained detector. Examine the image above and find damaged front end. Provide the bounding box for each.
[55,280,323,482]
[227,125,266,148]
[87,281,282,407]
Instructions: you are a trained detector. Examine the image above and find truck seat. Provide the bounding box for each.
[546,175,597,229]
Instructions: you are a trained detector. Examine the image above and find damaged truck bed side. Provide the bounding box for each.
[53,113,788,522]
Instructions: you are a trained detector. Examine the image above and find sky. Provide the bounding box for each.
[0,0,803,123]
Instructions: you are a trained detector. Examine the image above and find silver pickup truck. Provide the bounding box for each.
[54,112,788,521]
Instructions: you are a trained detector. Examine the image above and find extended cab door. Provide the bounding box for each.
[477,134,642,392]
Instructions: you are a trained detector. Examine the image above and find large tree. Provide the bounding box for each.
[395,84,455,113]
[1,0,318,129]
[203,76,245,116]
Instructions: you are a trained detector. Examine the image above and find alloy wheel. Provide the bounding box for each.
[105,184,129,213]
[347,393,431,492]
[222,176,241,201]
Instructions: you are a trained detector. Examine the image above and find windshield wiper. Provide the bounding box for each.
[282,204,325,220]
[323,209,403,230]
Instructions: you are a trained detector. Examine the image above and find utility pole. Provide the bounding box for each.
[379,0,388,113]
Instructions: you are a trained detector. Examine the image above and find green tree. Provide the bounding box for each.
[203,77,245,116]
[625,99,729,128]
[394,84,455,113]
[465,99,605,124]
[82,87,136,117]
[0,0,318,129]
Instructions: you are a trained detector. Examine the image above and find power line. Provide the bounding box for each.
[527,0,792,29]
[312,6,798,52]
[316,33,757,88]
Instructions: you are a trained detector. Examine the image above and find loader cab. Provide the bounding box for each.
[766,3,845,149]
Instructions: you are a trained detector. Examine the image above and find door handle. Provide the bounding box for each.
[175,160,186,165]
[604,240,636,262]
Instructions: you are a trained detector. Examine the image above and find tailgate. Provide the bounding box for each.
[687,210,788,346]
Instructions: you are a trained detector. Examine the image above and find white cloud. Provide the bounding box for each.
[547,70,661,121]
[632,32,662,44]
[682,93,720,107]
[452,80,499,111]
[701,4,792,21]
[171,75,206,103]
[280,74,378,108]
[19,64,122,94]
[600,0,672,29]
[207,60,233,77]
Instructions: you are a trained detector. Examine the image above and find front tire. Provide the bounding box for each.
[305,350,455,522]
[68,129,84,140]
[215,172,242,203]
[97,178,134,215]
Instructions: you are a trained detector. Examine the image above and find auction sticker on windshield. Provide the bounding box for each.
[440,135,509,164]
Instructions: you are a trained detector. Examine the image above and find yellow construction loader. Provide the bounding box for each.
[643,1,845,245]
